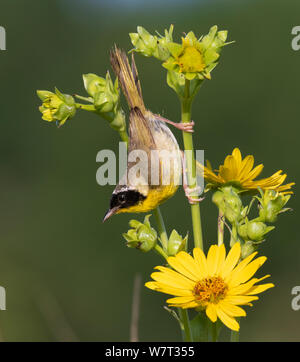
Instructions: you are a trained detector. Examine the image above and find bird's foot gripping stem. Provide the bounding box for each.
[181,150,204,204]
[184,185,204,205]
[175,121,195,133]
[154,114,195,133]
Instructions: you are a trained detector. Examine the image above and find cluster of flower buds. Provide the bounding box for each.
[130,25,230,100]
[83,72,126,134]
[129,25,174,61]
[123,215,157,252]
[123,215,188,257]
[213,186,292,258]
[37,72,126,136]
[256,189,291,223]
[212,186,243,224]
[37,88,76,127]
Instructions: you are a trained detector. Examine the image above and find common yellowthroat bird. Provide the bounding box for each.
[103,46,196,222]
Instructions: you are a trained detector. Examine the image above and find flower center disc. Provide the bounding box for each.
[193,276,228,304]
[177,46,205,73]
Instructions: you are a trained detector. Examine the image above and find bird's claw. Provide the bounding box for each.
[184,186,204,205]
[177,121,195,133]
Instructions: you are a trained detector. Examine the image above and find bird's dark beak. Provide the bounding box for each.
[102,207,119,223]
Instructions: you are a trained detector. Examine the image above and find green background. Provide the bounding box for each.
[0,0,299,341]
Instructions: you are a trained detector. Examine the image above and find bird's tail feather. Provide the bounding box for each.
[110,46,145,111]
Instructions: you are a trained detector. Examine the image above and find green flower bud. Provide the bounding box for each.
[82,73,106,98]
[130,26,157,57]
[83,71,126,134]
[238,219,275,242]
[257,190,291,223]
[94,91,115,113]
[247,221,273,241]
[167,230,188,256]
[130,26,172,61]
[241,241,257,259]
[237,223,248,240]
[123,215,157,252]
[212,187,243,224]
[37,88,76,127]
[95,73,119,112]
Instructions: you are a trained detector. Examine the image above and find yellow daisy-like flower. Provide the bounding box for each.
[162,26,228,81]
[200,148,294,194]
[146,243,274,331]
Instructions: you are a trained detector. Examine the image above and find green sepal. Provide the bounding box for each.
[167,229,188,256]
[191,311,222,342]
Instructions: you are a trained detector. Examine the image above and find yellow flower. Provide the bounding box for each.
[200,148,294,194]
[162,26,228,81]
[37,89,76,127]
[146,243,274,331]
[174,37,206,75]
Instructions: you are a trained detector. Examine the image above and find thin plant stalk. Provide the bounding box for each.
[178,309,193,342]
[154,244,169,261]
[218,210,224,245]
[153,207,169,251]
[230,319,240,342]
[180,80,204,250]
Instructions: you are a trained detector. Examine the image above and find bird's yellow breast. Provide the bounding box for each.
[117,183,179,214]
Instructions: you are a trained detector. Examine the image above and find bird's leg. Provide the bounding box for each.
[181,151,204,204]
[154,114,195,133]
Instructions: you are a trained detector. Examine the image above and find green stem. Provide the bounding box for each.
[211,321,218,342]
[154,244,168,261]
[74,94,94,103]
[181,80,204,250]
[178,309,193,342]
[230,319,240,342]
[75,103,97,112]
[218,210,224,245]
[153,207,169,251]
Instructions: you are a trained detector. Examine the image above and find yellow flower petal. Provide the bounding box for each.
[206,244,226,276]
[238,155,254,180]
[167,254,198,281]
[218,300,246,317]
[154,266,195,288]
[216,307,240,331]
[232,148,242,167]
[245,283,274,295]
[226,251,257,284]
[228,275,271,296]
[174,301,199,309]
[149,272,193,291]
[207,245,219,275]
[220,242,241,279]
[206,303,217,322]
[223,295,259,305]
[166,296,196,305]
[193,248,208,279]
[174,251,202,280]
[229,256,267,287]
[145,281,193,296]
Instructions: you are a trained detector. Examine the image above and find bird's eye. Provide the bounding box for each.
[118,193,126,203]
